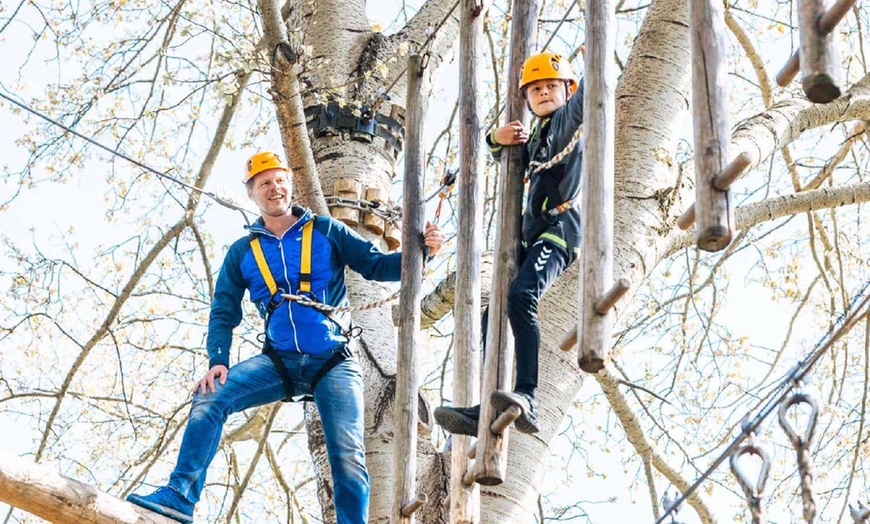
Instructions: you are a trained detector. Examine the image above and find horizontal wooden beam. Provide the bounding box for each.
[400,494,428,517]
[491,406,522,434]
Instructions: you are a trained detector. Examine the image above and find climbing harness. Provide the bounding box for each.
[656,279,870,524]
[0,90,258,223]
[730,425,771,524]
[778,388,818,522]
[250,219,355,402]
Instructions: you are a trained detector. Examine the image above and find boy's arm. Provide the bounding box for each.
[550,77,585,147]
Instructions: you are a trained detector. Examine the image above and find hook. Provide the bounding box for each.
[778,392,819,448]
[730,443,771,499]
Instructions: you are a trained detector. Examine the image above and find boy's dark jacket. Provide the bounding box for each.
[486,79,584,256]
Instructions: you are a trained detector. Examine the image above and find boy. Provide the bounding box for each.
[435,52,583,435]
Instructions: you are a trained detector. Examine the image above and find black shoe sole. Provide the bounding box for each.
[490,391,540,434]
[127,494,194,524]
[434,407,479,436]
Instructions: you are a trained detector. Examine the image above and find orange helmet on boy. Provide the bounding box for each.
[519,52,578,95]
[244,151,290,184]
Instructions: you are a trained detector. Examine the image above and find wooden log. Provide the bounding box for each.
[775,0,855,89]
[391,53,429,524]
[331,178,361,226]
[490,405,522,434]
[400,494,428,517]
[690,0,733,252]
[577,0,617,374]
[677,205,696,231]
[362,187,386,234]
[0,449,176,523]
[384,213,402,251]
[451,0,487,519]
[474,0,536,488]
[799,0,843,103]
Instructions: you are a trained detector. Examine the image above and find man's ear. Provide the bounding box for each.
[247,185,254,200]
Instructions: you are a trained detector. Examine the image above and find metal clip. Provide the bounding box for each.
[730,443,770,524]
[661,490,683,523]
[779,392,819,523]
[850,501,870,523]
[778,392,819,448]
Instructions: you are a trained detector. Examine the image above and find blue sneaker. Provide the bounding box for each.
[127,487,194,523]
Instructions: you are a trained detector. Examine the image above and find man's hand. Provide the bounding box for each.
[193,365,229,396]
[424,222,446,257]
[492,120,529,146]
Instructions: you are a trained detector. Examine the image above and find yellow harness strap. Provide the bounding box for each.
[250,236,278,296]
[299,220,313,294]
[250,220,315,296]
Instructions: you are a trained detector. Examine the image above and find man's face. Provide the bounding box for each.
[526,78,568,117]
[248,168,292,217]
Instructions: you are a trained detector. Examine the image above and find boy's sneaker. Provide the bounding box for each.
[127,487,194,524]
[490,390,540,434]
[434,405,480,436]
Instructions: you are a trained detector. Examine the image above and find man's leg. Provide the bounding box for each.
[309,348,369,524]
[496,239,570,432]
[129,354,286,521]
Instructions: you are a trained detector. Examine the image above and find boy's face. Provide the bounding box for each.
[525,78,568,117]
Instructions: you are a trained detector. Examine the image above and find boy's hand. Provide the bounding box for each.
[492,120,529,146]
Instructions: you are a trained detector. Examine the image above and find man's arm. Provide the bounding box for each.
[205,239,249,368]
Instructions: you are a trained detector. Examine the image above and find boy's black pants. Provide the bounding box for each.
[482,238,573,397]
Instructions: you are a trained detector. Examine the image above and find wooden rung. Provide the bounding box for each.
[777,0,854,88]
[819,0,857,34]
[713,152,754,191]
[677,205,695,230]
[559,329,576,352]
[462,468,475,486]
[400,493,428,517]
[592,278,631,315]
[490,405,521,434]
[776,52,800,87]
[467,443,476,460]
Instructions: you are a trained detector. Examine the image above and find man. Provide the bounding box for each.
[127,151,445,523]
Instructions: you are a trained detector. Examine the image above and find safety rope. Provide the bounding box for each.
[526,123,583,177]
[656,278,870,524]
[325,195,403,224]
[0,90,258,222]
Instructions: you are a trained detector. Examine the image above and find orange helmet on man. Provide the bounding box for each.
[519,52,578,96]
[244,151,290,184]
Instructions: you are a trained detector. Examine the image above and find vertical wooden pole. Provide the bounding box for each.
[577,0,617,373]
[474,0,537,487]
[392,54,428,523]
[799,0,843,103]
[690,0,733,252]
[451,0,487,520]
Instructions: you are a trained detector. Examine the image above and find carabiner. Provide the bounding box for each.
[778,392,819,448]
[730,443,771,499]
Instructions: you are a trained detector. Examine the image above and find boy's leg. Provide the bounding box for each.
[494,239,570,433]
[309,347,369,524]
[129,353,287,520]
[506,238,571,395]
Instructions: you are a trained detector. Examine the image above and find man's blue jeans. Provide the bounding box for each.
[166,344,368,524]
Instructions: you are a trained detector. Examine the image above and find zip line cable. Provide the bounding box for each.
[656,278,870,523]
[0,89,258,220]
